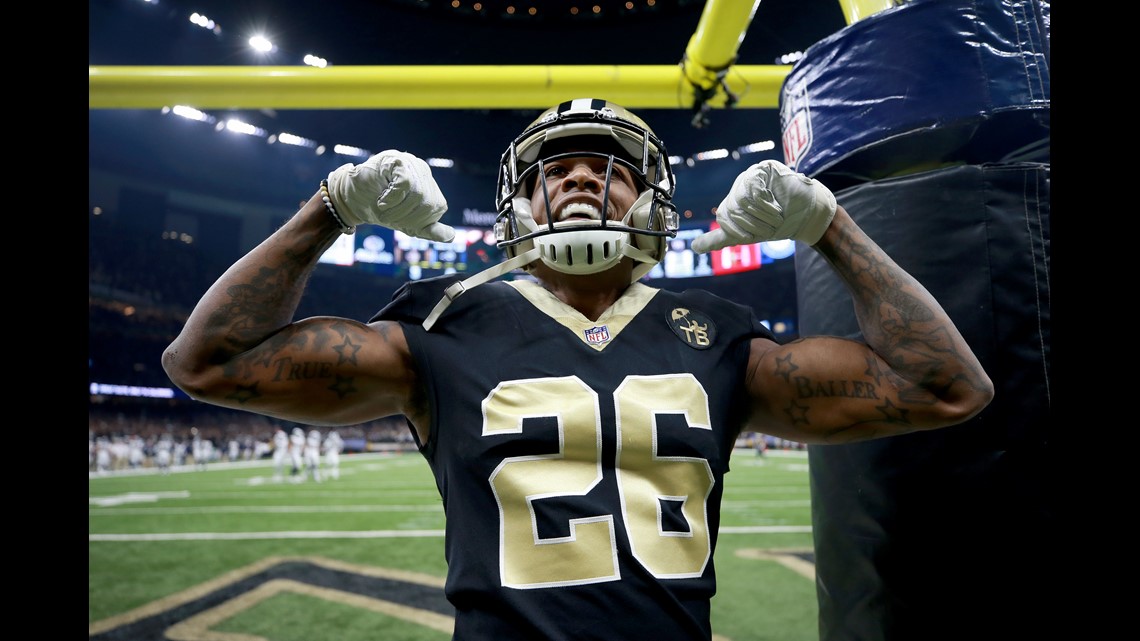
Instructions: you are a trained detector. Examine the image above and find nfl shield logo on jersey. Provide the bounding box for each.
[584,325,611,346]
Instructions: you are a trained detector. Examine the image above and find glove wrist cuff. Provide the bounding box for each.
[795,185,837,246]
[319,179,356,235]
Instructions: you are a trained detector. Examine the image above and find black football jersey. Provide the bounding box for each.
[372,274,775,640]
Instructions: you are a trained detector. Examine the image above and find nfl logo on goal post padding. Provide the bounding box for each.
[780,80,812,171]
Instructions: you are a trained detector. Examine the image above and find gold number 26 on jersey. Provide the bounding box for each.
[484,374,714,588]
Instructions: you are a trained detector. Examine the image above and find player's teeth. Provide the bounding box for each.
[560,203,600,220]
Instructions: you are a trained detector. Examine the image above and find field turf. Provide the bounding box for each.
[89,449,817,641]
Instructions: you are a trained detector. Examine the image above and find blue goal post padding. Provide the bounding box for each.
[779,0,1050,188]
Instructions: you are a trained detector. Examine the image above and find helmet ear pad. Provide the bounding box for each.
[504,197,539,260]
[623,189,667,264]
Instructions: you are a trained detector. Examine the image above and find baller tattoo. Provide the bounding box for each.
[794,377,879,400]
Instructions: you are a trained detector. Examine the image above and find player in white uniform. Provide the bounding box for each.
[303,429,323,482]
[154,435,173,474]
[271,428,290,482]
[323,430,344,480]
[127,434,146,469]
[190,427,208,470]
[94,437,112,474]
[289,427,305,482]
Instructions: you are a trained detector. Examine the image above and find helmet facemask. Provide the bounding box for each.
[420,99,679,331]
[495,99,679,280]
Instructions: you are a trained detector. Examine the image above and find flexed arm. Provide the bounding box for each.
[693,160,994,443]
[161,150,451,427]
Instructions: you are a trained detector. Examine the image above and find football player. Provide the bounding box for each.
[163,98,992,640]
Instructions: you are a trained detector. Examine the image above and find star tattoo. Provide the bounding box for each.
[774,353,799,383]
[328,375,358,399]
[333,335,362,365]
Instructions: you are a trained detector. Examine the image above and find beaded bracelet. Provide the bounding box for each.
[319,179,355,234]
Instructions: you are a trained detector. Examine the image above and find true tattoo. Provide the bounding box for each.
[271,358,333,382]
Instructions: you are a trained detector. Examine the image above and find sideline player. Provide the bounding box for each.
[323,429,344,480]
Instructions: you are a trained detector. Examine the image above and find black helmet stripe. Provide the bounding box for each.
[556,98,608,114]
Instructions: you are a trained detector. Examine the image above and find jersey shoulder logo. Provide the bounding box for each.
[667,307,716,350]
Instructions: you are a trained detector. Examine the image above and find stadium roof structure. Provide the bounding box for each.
[89,0,853,219]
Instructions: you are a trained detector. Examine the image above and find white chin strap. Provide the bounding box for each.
[421,247,539,331]
[528,189,660,279]
[535,228,630,275]
[422,191,662,331]
[520,190,661,275]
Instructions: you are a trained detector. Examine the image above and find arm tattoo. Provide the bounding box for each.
[822,225,974,404]
[221,318,370,397]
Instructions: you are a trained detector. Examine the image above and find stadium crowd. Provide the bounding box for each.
[88,406,415,474]
[89,201,420,471]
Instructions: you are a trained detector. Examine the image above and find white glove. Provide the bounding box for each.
[326,150,455,242]
[690,159,836,254]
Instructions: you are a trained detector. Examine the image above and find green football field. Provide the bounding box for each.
[89,449,817,641]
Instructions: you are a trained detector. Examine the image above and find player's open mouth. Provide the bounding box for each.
[555,202,604,224]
